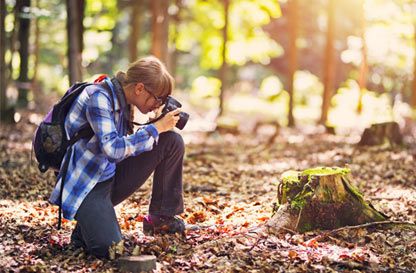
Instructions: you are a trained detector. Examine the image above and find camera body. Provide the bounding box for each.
[162,96,189,130]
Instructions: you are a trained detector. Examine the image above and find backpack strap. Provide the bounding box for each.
[57,144,72,230]
[98,80,116,114]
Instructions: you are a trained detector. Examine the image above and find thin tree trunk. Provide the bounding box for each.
[31,0,40,97]
[77,0,85,53]
[129,3,141,63]
[411,22,416,110]
[319,0,336,125]
[170,0,183,78]
[287,0,298,127]
[151,0,169,65]
[7,1,19,84]
[218,0,229,117]
[17,0,31,107]
[1,0,9,121]
[356,0,368,114]
[66,0,83,85]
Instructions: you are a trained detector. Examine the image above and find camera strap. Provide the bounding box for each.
[132,115,163,126]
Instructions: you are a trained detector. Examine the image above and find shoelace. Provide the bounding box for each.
[144,215,171,224]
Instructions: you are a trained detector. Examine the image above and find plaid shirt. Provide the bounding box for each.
[49,82,159,220]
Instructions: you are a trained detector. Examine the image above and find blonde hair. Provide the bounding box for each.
[115,56,174,98]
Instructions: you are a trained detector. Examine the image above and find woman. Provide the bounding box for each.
[50,56,186,258]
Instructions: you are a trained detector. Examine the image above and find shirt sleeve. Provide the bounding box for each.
[85,89,159,162]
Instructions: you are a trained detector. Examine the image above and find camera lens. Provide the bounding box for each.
[176,112,189,130]
[160,96,189,130]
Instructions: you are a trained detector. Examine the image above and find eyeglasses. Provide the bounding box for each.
[143,85,164,106]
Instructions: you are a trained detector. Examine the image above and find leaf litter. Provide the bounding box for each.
[0,115,415,272]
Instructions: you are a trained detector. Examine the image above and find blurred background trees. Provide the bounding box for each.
[1,0,416,134]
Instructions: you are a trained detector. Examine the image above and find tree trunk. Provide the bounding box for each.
[218,0,229,117]
[77,0,85,53]
[356,0,368,114]
[7,1,19,84]
[66,0,84,85]
[151,0,169,65]
[287,0,298,127]
[31,0,40,97]
[358,121,403,146]
[1,0,6,95]
[1,0,14,122]
[319,0,336,125]
[129,3,141,63]
[266,167,387,233]
[16,0,31,107]
[170,0,183,78]
[411,22,416,110]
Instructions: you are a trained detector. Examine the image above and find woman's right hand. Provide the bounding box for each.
[153,108,181,134]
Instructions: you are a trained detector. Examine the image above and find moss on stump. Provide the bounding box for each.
[266,167,387,233]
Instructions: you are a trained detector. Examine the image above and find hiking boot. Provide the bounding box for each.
[143,215,186,235]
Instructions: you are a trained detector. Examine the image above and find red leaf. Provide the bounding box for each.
[257,216,269,222]
[289,250,297,259]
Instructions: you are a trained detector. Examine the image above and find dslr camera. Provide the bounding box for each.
[162,96,189,130]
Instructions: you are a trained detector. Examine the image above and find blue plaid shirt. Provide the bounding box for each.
[49,82,159,220]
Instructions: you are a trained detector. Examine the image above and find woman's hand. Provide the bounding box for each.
[153,108,181,134]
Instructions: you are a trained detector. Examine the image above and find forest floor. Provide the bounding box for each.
[1,111,416,272]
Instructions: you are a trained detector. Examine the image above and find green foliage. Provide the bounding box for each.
[190,76,222,109]
[84,0,118,30]
[4,0,416,126]
[35,0,68,93]
[341,0,415,96]
[328,80,397,129]
[83,31,112,63]
[176,0,282,70]
[259,75,284,101]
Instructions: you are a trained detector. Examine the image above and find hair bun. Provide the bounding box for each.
[115,71,127,85]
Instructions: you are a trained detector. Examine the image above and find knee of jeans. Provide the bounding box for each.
[89,244,111,258]
[163,131,185,154]
[88,240,118,258]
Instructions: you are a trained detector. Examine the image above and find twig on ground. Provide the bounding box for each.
[309,220,416,242]
[370,196,403,201]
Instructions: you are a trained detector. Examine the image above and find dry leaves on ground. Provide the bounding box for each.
[0,115,415,272]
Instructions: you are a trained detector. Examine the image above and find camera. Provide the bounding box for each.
[162,96,189,130]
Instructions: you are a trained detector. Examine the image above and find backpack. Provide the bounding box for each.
[33,79,114,173]
[34,82,91,173]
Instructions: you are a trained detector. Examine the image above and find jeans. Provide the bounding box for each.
[71,131,185,258]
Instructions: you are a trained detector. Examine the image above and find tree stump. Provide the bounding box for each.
[118,255,156,272]
[215,116,239,134]
[266,167,387,233]
[358,121,403,146]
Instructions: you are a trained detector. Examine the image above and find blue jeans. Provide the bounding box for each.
[71,131,185,258]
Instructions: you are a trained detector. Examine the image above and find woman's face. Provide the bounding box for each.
[133,83,163,114]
